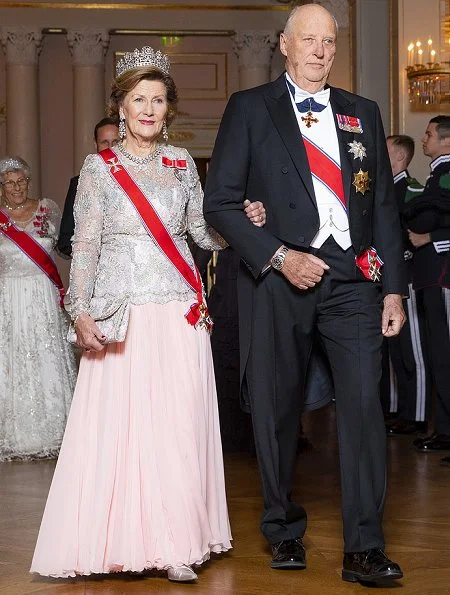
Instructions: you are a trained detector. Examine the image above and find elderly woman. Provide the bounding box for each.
[0,157,76,461]
[31,48,265,582]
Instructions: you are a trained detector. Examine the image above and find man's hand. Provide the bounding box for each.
[244,199,266,227]
[382,293,406,337]
[408,230,431,248]
[281,249,329,290]
[74,312,106,352]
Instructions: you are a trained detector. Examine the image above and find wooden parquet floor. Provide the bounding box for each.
[1,405,450,595]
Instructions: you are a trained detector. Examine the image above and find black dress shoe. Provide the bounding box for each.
[342,548,403,583]
[415,433,450,452]
[413,432,436,447]
[387,420,427,436]
[441,456,450,467]
[271,538,306,569]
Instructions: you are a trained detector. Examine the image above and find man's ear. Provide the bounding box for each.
[279,33,288,58]
[397,148,406,164]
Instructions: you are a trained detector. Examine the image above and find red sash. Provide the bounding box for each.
[99,148,212,332]
[302,136,346,210]
[0,209,65,306]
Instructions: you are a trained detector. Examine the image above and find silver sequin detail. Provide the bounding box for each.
[69,146,227,319]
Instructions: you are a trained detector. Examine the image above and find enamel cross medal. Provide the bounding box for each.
[301,112,319,128]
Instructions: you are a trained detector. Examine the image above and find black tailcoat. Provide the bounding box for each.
[204,74,406,388]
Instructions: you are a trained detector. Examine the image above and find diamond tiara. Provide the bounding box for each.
[116,46,171,77]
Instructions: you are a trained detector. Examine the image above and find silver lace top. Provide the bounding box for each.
[69,145,226,319]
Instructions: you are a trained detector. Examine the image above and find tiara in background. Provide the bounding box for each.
[116,46,171,77]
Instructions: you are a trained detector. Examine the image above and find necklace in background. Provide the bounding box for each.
[2,200,27,211]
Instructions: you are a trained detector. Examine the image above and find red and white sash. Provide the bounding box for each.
[302,136,346,211]
[0,209,65,306]
[99,148,212,332]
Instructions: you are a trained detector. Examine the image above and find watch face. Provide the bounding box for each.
[272,254,284,270]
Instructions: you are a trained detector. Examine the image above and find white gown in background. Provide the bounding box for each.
[0,198,77,461]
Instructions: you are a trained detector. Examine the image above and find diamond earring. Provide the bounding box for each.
[119,117,126,140]
[162,120,168,142]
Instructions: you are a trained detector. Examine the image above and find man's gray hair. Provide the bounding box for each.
[0,156,31,180]
[283,4,339,37]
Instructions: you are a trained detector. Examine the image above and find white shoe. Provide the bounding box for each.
[167,565,198,582]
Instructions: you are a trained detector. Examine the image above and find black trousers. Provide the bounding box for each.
[382,284,431,422]
[245,237,386,553]
[420,286,450,435]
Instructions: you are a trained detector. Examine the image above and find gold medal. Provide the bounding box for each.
[353,169,371,195]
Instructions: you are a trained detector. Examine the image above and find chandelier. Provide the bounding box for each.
[406,37,450,112]
[406,2,450,111]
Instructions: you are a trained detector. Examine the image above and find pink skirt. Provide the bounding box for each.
[30,301,232,578]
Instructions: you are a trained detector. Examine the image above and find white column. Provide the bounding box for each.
[233,31,278,90]
[1,27,43,195]
[67,29,109,173]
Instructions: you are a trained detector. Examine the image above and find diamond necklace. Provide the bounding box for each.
[116,142,162,165]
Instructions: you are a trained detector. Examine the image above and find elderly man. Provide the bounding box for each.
[204,3,406,585]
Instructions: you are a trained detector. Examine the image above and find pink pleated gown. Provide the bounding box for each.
[30,300,232,577]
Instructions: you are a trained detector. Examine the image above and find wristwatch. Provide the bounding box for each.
[271,246,289,271]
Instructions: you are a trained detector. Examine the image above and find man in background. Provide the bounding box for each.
[403,116,450,463]
[57,117,119,258]
[382,135,431,435]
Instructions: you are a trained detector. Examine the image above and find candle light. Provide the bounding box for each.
[418,48,423,65]
[415,40,422,65]
[428,37,433,63]
[408,42,415,67]
[431,49,436,65]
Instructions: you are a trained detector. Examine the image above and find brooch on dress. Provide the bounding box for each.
[162,156,187,170]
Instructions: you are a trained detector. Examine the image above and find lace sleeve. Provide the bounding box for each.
[69,154,104,319]
[183,151,227,251]
[40,198,62,247]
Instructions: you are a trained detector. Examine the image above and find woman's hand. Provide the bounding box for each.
[74,312,106,352]
[244,199,266,227]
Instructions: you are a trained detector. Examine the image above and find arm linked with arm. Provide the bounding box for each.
[203,93,283,279]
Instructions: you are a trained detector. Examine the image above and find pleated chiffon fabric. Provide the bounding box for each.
[31,301,232,578]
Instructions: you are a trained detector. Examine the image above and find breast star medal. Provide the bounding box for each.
[301,112,319,128]
[353,169,371,195]
[348,141,367,161]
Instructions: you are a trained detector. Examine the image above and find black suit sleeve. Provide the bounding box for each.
[56,176,78,258]
[203,93,283,279]
[371,106,407,296]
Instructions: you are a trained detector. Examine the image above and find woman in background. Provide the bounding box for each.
[0,156,76,461]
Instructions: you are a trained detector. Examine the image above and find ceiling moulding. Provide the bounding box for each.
[0,1,290,11]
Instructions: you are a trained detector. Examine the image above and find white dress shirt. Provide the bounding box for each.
[286,72,351,251]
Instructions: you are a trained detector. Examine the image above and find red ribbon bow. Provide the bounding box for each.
[355,247,383,282]
[162,156,187,169]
